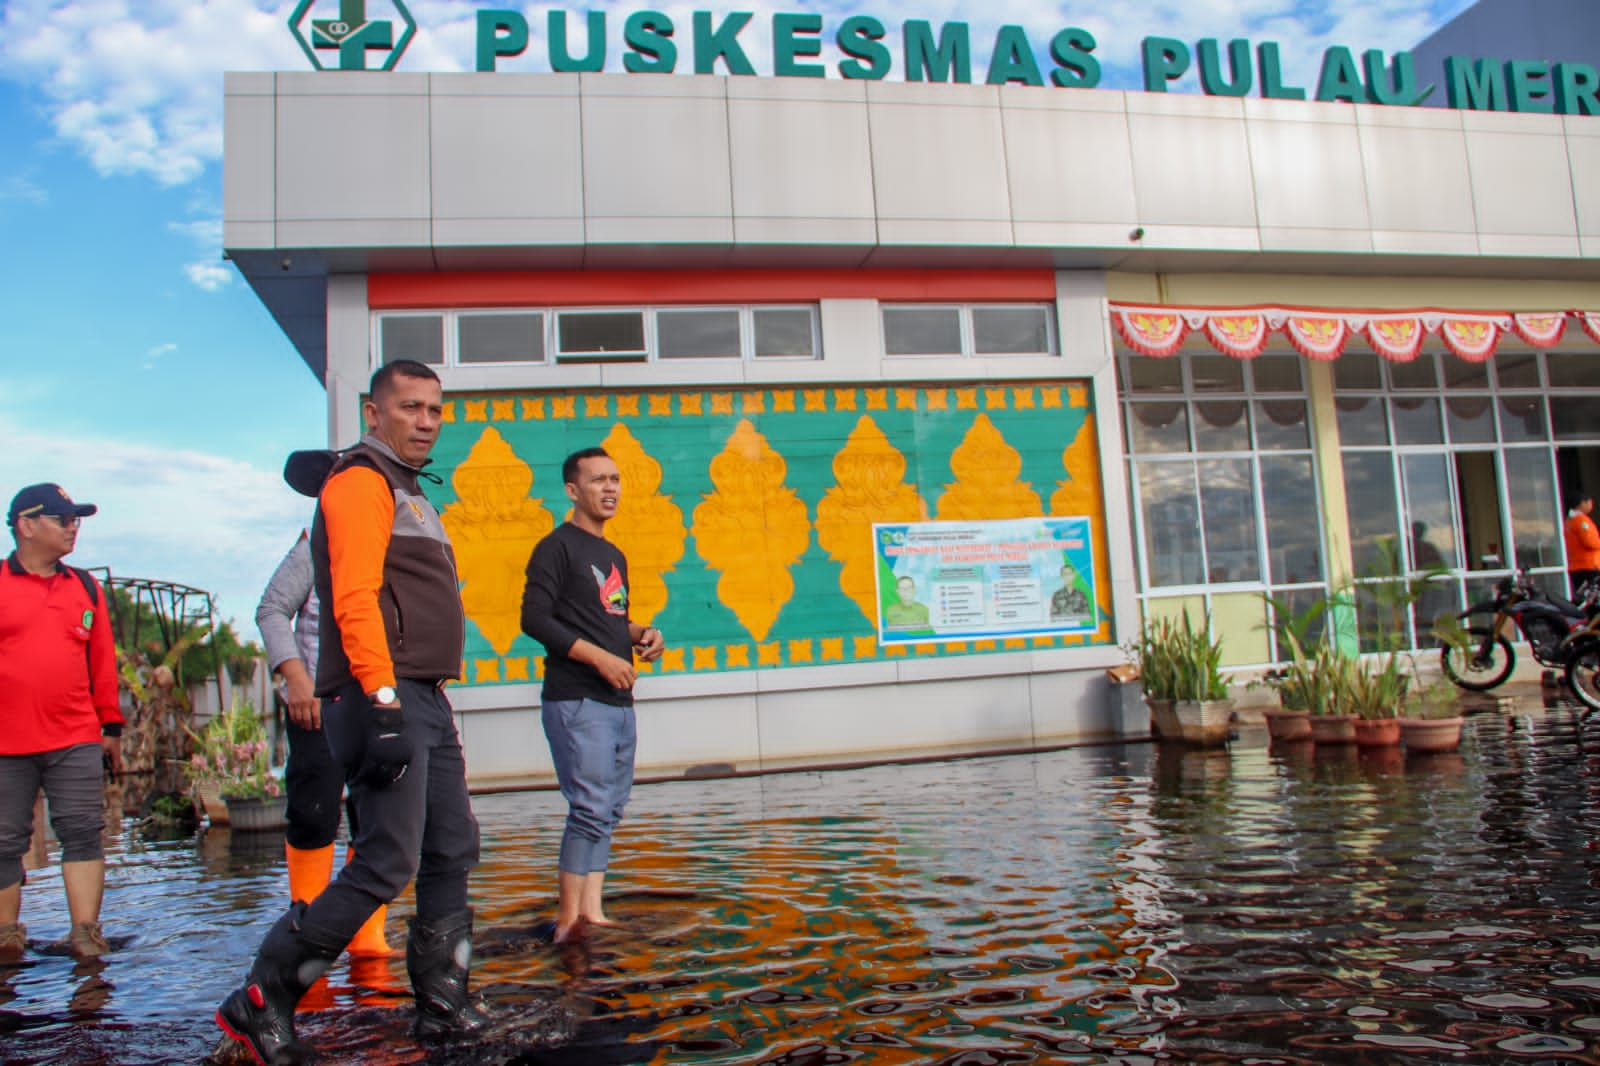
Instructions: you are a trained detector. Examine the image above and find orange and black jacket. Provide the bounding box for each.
[310,436,464,696]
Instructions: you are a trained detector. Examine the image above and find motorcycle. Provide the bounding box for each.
[1439,571,1600,692]
[1560,598,1600,713]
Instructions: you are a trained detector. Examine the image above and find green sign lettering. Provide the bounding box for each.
[1049,28,1099,89]
[475,9,527,73]
[774,12,825,78]
[1141,36,1188,93]
[904,20,971,84]
[1555,62,1600,116]
[623,11,676,73]
[838,15,891,80]
[694,11,755,75]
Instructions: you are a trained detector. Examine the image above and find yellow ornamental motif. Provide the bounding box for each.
[691,419,810,642]
[1051,414,1112,629]
[440,428,555,655]
[599,423,685,627]
[936,414,1041,520]
[815,417,927,624]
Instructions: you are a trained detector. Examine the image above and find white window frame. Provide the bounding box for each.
[370,305,822,369]
[880,303,1059,358]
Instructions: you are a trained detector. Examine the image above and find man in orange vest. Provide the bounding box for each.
[1566,491,1600,599]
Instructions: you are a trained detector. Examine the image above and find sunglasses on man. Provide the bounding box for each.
[27,513,82,529]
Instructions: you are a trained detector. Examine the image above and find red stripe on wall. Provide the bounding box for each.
[367,270,1059,309]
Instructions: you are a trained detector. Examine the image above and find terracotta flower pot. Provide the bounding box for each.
[1309,714,1358,744]
[1353,718,1401,748]
[1263,708,1312,742]
[1400,716,1464,754]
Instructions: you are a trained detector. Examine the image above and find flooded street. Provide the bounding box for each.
[5,687,1600,1064]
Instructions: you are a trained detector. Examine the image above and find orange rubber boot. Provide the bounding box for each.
[286,844,335,905]
[343,848,393,957]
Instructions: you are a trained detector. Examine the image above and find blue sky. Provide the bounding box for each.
[0,0,1476,636]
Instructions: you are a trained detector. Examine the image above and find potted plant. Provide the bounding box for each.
[1346,652,1406,748]
[1135,611,1232,746]
[185,698,286,831]
[1398,675,1465,754]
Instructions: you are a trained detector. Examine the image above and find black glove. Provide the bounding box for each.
[358,700,414,787]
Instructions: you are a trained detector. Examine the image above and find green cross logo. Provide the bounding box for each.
[289,0,416,71]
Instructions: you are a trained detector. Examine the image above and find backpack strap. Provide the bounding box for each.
[64,566,102,693]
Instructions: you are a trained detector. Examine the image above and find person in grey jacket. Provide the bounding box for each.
[256,531,391,957]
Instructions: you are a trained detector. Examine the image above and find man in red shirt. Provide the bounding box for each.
[1567,491,1600,598]
[0,483,123,960]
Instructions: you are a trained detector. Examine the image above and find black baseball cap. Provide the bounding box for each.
[7,483,98,528]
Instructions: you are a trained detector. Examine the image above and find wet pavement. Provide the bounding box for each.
[4,684,1599,1064]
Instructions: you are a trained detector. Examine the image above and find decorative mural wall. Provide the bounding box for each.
[427,381,1112,687]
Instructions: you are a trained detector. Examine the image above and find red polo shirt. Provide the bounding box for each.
[0,554,122,755]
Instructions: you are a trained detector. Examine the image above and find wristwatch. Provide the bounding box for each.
[371,685,397,705]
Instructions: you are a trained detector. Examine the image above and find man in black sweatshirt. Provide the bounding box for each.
[521,447,665,942]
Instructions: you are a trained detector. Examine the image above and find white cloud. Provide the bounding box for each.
[143,341,178,369]
[0,174,49,203]
[0,413,312,636]
[2,1,1476,188]
[185,258,233,291]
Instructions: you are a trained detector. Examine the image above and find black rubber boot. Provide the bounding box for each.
[215,902,343,1065]
[407,908,493,1041]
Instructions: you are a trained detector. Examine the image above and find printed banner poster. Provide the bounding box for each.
[872,518,1097,645]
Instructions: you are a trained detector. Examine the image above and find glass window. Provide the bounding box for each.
[1336,396,1390,447]
[1453,452,1504,571]
[1444,395,1495,444]
[1391,396,1444,445]
[1250,354,1303,393]
[1193,401,1250,453]
[1499,395,1546,443]
[1261,455,1324,585]
[1136,461,1204,587]
[1504,449,1562,570]
[657,310,740,359]
[884,307,962,355]
[1198,458,1259,582]
[1547,352,1600,389]
[972,306,1052,354]
[1334,352,1384,390]
[1495,352,1541,389]
[1255,400,1310,450]
[1401,453,1458,571]
[1551,397,1599,441]
[380,315,444,365]
[1123,356,1184,394]
[1388,355,1438,390]
[458,313,543,364]
[1442,357,1490,390]
[1127,402,1190,454]
[556,311,646,360]
[1190,354,1245,392]
[1342,452,1401,576]
[753,309,816,357]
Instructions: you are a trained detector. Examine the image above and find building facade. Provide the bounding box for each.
[224,52,1599,786]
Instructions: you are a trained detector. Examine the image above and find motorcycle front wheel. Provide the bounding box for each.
[1565,644,1600,712]
[1440,626,1515,691]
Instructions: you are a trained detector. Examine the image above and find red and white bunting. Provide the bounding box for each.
[1113,307,1188,357]
[1582,312,1600,345]
[1363,318,1426,362]
[1204,313,1269,359]
[1439,319,1500,363]
[1285,316,1349,361]
[1511,312,1567,348]
[1106,305,1600,363]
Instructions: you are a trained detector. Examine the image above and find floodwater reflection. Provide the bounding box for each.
[5,689,1600,1064]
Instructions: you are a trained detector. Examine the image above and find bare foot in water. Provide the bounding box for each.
[553,916,589,944]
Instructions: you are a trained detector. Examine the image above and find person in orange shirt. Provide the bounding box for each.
[217,361,485,1065]
[1567,491,1600,599]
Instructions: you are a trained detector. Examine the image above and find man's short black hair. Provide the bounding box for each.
[563,447,611,486]
[1571,490,1594,511]
[369,359,440,403]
